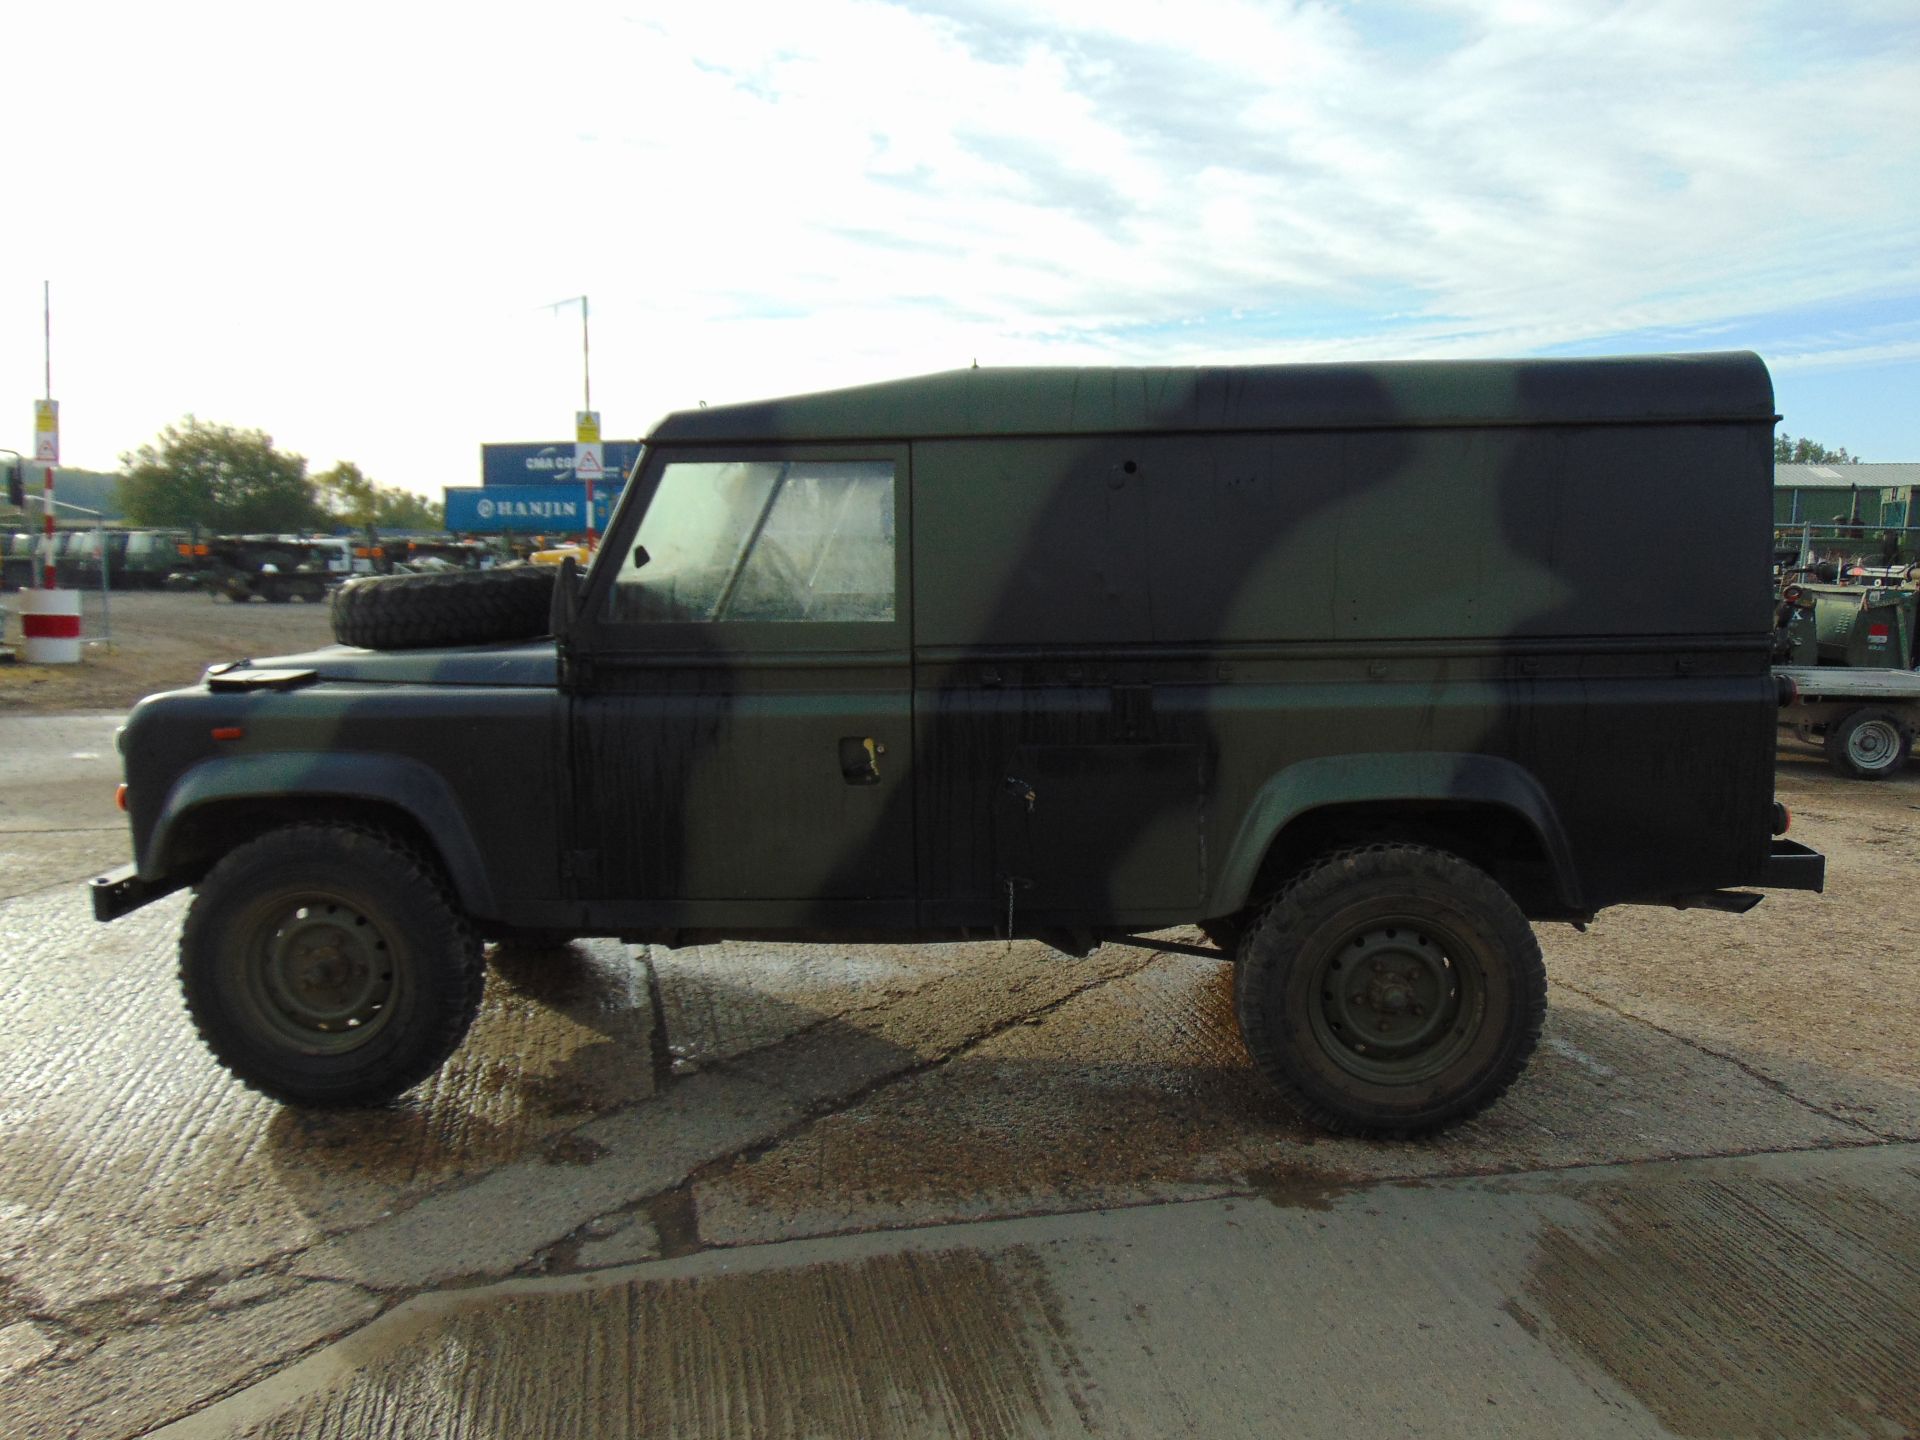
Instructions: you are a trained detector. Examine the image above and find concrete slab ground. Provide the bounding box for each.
[2,711,1917,1437]
[155,1144,1920,1440]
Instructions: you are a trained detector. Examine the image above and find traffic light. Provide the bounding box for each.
[4,460,24,510]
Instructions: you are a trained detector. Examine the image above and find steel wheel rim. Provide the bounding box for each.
[1847,720,1901,771]
[236,893,401,1054]
[1308,915,1486,1085]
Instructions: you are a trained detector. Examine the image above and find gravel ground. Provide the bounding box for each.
[0,588,336,714]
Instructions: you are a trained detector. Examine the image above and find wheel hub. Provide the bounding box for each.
[256,903,394,1039]
[1848,720,1899,769]
[1320,925,1465,1072]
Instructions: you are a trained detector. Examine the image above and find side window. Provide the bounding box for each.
[607,459,896,623]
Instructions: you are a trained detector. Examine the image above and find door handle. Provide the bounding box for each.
[839,736,885,785]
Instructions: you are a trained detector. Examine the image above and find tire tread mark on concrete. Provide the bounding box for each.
[220,1246,1087,1440]
[1522,1162,1920,1438]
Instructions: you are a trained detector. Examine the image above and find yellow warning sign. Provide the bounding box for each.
[33,399,58,462]
[575,410,601,445]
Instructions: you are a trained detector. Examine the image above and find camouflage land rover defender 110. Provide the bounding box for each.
[93,352,1825,1138]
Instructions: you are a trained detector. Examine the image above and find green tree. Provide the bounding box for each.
[1774,434,1857,464]
[314,461,444,531]
[119,418,319,532]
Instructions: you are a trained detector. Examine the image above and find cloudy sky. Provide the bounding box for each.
[6,0,1919,494]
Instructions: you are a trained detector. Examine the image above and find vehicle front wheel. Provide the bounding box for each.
[179,824,485,1105]
[1823,707,1912,780]
[1234,844,1546,1138]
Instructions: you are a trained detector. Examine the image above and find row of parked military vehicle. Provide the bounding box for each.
[0,529,189,590]
[0,530,489,599]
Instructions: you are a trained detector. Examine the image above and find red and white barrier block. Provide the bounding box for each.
[21,588,81,663]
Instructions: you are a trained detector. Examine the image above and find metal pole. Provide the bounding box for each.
[41,282,55,591]
[97,513,110,643]
[0,446,31,588]
[580,296,594,548]
[42,464,55,590]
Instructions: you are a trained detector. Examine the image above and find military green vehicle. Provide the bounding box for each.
[92,353,1824,1138]
[1775,581,1920,778]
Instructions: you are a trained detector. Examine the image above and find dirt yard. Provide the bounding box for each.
[0,588,337,715]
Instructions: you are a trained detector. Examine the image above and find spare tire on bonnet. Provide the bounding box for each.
[330,567,558,650]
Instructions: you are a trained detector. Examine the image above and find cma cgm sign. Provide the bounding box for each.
[480,441,642,487]
[444,484,621,533]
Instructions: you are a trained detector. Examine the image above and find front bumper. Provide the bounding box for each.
[90,865,184,922]
[1761,839,1825,893]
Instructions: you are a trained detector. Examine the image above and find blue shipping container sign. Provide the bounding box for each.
[481,441,642,487]
[444,484,622,533]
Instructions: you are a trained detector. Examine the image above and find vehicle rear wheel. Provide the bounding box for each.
[1234,844,1545,1138]
[1823,707,1912,780]
[179,824,484,1105]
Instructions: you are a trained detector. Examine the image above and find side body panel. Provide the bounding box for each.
[910,419,1776,925]
[125,686,569,925]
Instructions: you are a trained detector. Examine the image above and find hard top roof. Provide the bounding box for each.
[648,351,1773,445]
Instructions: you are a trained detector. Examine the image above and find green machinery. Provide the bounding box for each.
[1775,580,1920,779]
[1776,583,1917,669]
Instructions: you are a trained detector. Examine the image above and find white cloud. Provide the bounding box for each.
[3,0,1918,487]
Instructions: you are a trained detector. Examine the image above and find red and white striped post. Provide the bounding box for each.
[22,451,81,660]
[42,460,55,589]
[25,314,81,661]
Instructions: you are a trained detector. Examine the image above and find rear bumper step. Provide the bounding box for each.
[1761,839,1825,893]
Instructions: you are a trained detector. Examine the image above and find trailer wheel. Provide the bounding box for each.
[1234,844,1545,1138]
[330,567,558,650]
[180,824,485,1105]
[1824,707,1912,780]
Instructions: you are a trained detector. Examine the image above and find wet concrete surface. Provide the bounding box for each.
[152,1146,1920,1440]
[0,714,126,899]
[1,717,1917,1437]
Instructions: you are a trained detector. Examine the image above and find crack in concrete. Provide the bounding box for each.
[525,949,1165,1280]
[638,944,676,1094]
[1554,977,1900,1140]
[141,1292,411,1435]
[709,949,1151,1133]
[69,935,1920,1436]
[28,1247,392,1346]
[541,1132,1917,1284]
[172,1137,1920,1374]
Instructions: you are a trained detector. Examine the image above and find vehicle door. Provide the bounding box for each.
[570,446,915,926]
[911,436,1209,935]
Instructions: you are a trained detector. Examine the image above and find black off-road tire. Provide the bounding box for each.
[1234,844,1546,1139]
[179,824,485,1106]
[330,567,558,650]
[1823,707,1912,781]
